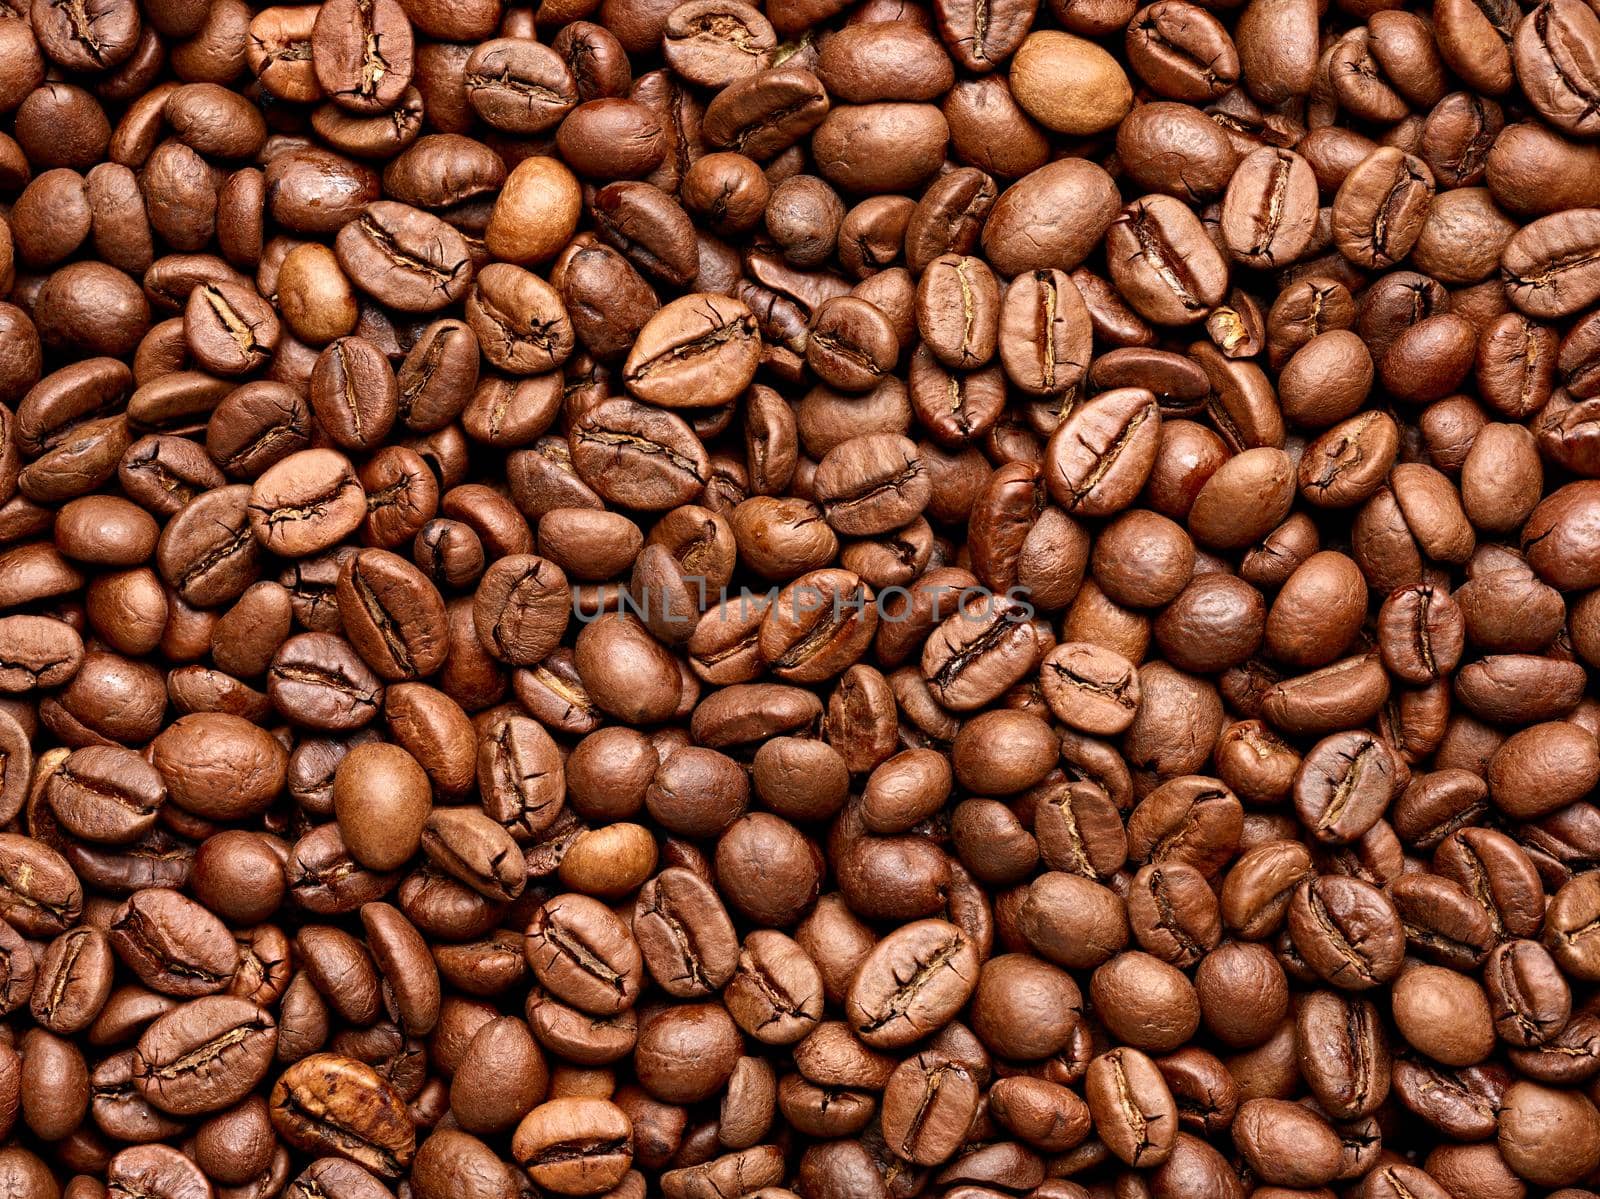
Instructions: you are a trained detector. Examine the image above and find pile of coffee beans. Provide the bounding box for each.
[9,0,1600,1192]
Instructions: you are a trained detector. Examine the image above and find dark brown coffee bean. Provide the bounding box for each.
[1288,875,1405,990]
[845,919,979,1049]
[104,1144,214,1199]
[109,888,240,998]
[133,995,277,1115]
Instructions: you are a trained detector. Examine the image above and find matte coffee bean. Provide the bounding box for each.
[881,1051,981,1165]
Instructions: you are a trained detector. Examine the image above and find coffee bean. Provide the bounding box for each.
[267,632,386,730]
[526,893,643,1015]
[723,929,824,1044]
[1292,731,1397,845]
[133,996,278,1116]
[631,867,737,998]
[465,39,578,133]
[881,1050,981,1165]
[571,399,710,511]
[249,449,368,558]
[624,294,761,410]
[1296,990,1390,1118]
[185,282,281,377]
[7,4,1600,1197]
[312,0,415,114]
[1086,1047,1177,1167]
[512,1097,634,1194]
[335,202,474,313]
[982,159,1121,277]
[105,1144,214,1199]
[845,919,980,1049]
[1233,1098,1343,1187]
[1288,875,1406,990]
[1221,148,1319,268]
[421,807,526,902]
[269,1053,416,1176]
[109,888,240,998]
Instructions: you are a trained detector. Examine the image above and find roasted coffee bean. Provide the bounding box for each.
[1107,196,1227,324]
[421,807,526,901]
[526,894,643,1015]
[31,926,113,1035]
[512,1096,634,1194]
[1292,732,1396,845]
[571,399,710,511]
[309,337,400,452]
[267,633,386,730]
[47,746,164,846]
[104,1144,214,1199]
[156,483,262,607]
[1086,1047,1177,1167]
[5,0,1600,1194]
[1045,388,1161,515]
[1288,876,1405,990]
[132,996,277,1116]
[813,433,929,537]
[1296,990,1390,1119]
[312,0,415,115]
[334,202,473,313]
[1221,148,1318,268]
[109,888,240,998]
[466,40,578,132]
[249,449,368,558]
[881,1050,981,1165]
[633,867,739,998]
[269,1053,416,1176]
[845,920,980,1049]
[724,929,825,1043]
[1232,1098,1344,1187]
